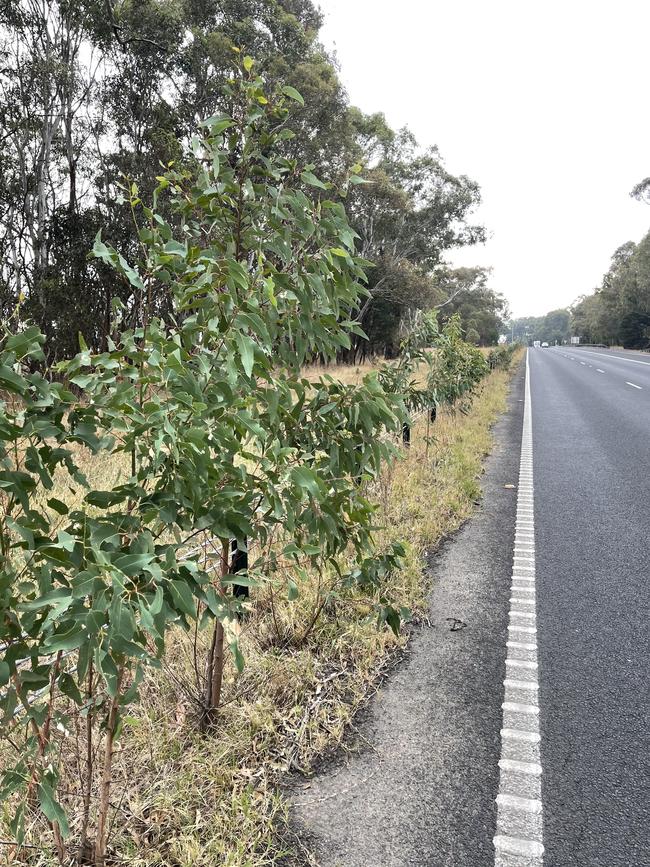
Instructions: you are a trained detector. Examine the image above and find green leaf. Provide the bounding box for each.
[85,490,127,508]
[0,661,10,687]
[243,55,254,72]
[163,240,187,257]
[168,580,196,618]
[290,466,321,497]
[47,498,69,515]
[38,781,70,838]
[281,85,304,106]
[43,624,85,653]
[235,332,256,378]
[202,115,233,136]
[301,171,328,190]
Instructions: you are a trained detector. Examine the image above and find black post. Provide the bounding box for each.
[402,422,411,445]
[231,537,249,600]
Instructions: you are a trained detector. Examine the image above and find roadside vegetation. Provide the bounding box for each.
[0,2,521,864]
[0,346,519,866]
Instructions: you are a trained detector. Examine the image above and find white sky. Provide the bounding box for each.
[316,0,650,317]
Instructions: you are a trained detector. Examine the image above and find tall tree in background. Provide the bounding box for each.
[347,128,485,355]
[0,0,487,360]
[434,266,508,346]
[569,234,650,348]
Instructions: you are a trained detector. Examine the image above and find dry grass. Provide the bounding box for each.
[1,352,521,866]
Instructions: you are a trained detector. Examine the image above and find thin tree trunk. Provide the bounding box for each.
[202,539,229,727]
[95,665,123,866]
[78,659,94,864]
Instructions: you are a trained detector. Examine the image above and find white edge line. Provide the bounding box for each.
[493,348,544,863]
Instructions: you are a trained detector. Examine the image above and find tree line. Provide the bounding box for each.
[571,227,650,348]
[0,0,506,362]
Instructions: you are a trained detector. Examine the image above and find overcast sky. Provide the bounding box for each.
[316,0,650,317]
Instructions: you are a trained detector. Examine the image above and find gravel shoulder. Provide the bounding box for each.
[288,363,526,866]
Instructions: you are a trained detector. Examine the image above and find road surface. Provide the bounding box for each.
[531,345,650,866]
[291,349,649,866]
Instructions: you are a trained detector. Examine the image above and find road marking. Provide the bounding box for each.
[505,679,538,691]
[508,624,536,635]
[580,361,586,365]
[501,728,540,743]
[494,349,544,866]
[497,794,543,813]
[494,836,545,857]
[506,659,538,670]
[625,381,642,389]
[571,348,650,366]
[596,368,605,373]
[499,759,542,775]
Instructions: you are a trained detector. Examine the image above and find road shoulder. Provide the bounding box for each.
[288,362,526,866]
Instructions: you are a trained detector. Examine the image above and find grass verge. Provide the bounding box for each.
[1,354,520,866]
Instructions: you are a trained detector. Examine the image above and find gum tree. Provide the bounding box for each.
[0,59,406,863]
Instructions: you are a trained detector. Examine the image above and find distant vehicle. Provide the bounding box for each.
[533,340,541,348]
[541,341,549,347]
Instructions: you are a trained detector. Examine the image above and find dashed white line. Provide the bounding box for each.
[596,368,605,373]
[625,381,642,389]
[494,350,544,867]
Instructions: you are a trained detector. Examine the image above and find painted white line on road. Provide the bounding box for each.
[506,659,538,670]
[625,381,642,389]
[502,701,539,715]
[505,679,538,691]
[508,625,536,635]
[499,759,542,775]
[494,349,544,867]
[571,348,650,367]
[497,794,543,813]
[597,369,605,373]
[580,361,586,365]
[501,728,540,743]
[494,836,545,857]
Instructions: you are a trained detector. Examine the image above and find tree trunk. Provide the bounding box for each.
[94,666,123,866]
[202,539,229,727]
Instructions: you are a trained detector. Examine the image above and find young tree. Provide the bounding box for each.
[0,62,407,862]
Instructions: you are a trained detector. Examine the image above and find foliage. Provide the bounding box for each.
[508,309,571,345]
[435,267,508,346]
[430,315,489,409]
[377,312,495,442]
[486,343,517,370]
[0,0,487,364]
[570,232,650,348]
[347,130,485,357]
[0,67,407,863]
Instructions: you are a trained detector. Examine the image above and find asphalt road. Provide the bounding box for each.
[290,351,650,866]
[530,346,650,866]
